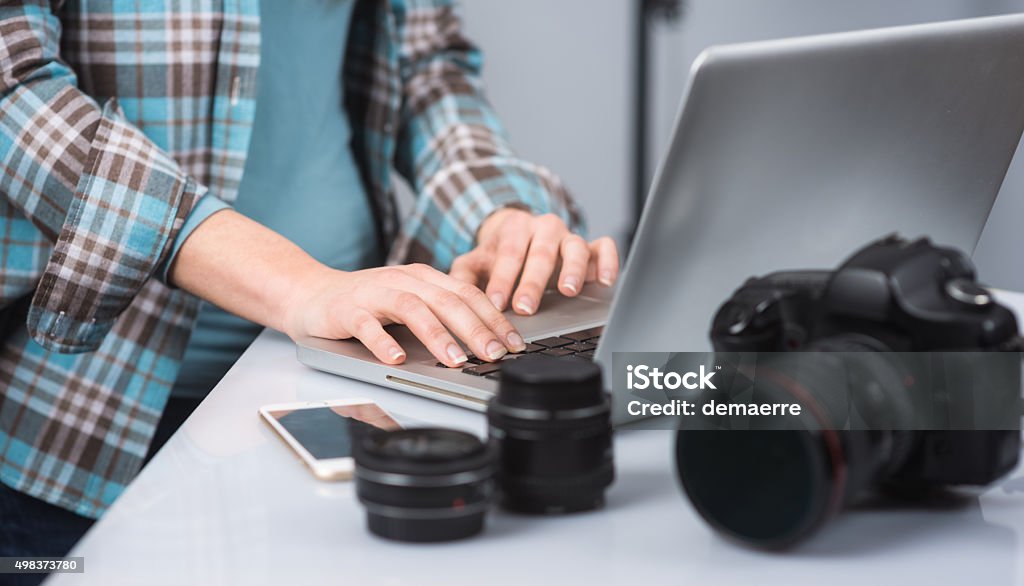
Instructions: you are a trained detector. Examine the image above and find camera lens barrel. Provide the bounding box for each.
[674,348,920,548]
[353,428,496,542]
[488,355,614,514]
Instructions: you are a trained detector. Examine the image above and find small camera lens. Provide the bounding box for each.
[353,428,496,542]
[488,355,614,514]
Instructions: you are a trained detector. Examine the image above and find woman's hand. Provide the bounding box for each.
[282,264,526,368]
[450,209,620,315]
[170,209,609,370]
[171,210,526,368]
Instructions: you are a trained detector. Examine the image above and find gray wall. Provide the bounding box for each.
[460,0,632,245]
[461,0,1024,289]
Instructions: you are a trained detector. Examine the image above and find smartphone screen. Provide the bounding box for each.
[264,403,401,461]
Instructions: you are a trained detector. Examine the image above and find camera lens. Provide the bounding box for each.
[488,355,614,514]
[677,429,842,548]
[353,428,495,542]
[675,346,916,548]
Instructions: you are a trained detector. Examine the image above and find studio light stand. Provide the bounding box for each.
[630,0,685,245]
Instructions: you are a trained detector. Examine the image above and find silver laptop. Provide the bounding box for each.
[297,14,1024,422]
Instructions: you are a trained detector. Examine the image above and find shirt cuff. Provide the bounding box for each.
[158,194,232,283]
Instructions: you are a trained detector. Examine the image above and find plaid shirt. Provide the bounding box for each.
[0,0,581,518]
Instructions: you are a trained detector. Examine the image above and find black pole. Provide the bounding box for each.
[630,0,650,246]
[629,0,683,247]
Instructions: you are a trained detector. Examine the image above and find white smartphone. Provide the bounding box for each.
[259,398,402,481]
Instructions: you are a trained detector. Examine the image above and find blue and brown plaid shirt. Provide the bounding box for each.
[0,0,581,518]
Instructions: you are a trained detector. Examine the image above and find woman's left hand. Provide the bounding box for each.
[449,209,620,315]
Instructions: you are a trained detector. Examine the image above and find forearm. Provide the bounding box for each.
[168,209,330,334]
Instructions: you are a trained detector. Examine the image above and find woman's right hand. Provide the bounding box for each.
[171,210,522,368]
[282,263,527,367]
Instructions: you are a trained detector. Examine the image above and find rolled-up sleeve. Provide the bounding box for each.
[389,0,585,269]
[156,194,232,283]
[0,2,206,353]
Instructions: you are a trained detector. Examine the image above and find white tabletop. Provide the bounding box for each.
[50,291,1024,586]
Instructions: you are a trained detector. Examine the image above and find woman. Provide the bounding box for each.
[0,0,619,571]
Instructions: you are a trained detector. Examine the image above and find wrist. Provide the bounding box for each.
[278,262,343,338]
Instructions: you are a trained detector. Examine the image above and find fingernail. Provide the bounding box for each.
[447,344,467,364]
[489,293,505,311]
[389,348,406,362]
[515,298,535,315]
[485,340,507,361]
[562,277,580,294]
[599,270,614,286]
[506,331,526,352]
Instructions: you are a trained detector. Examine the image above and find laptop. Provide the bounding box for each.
[297,14,1024,424]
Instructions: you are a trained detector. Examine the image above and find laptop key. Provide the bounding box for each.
[462,361,505,376]
[562,326,604,342]
[578,350,596,360]
[532,337,574,349]
[540,348,575,357]
[566,342,598,353]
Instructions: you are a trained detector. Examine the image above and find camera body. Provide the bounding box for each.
[710,236,1022,487]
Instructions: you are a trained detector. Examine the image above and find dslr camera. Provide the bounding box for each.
[675,236,1023,548]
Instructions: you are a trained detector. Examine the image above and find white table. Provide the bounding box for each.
[49,292,1024,586]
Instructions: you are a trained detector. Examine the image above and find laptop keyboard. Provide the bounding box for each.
[435,326,603,380]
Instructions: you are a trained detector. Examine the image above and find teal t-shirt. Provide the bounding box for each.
[171,0,381,399]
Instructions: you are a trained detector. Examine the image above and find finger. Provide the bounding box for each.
[449,251,486,287]
[375,288,468,367]
[395,267,512,361]
[557,234,590,297]
[482,213,532,311]
[409,265,526,353]
[591,237,620,286]
[512,215,565,315]
[345,308,406,364]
